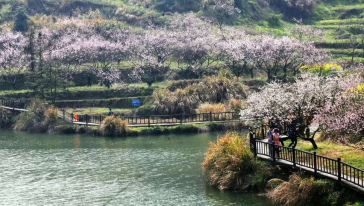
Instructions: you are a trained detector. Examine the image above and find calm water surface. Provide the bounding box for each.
[0,130,271,206]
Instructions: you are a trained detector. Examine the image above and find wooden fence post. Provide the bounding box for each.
[209,112,213,122]
[313,152,317,176]
[249,129,257,157]
[271,143,276,162]
[85,114,88,127]
[292,148,296,168]
[148,116,151,127]
[338,158,342,183]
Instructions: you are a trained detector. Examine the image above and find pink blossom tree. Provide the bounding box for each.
[241,72,361,148]
[315,84,364,141]
[0,31,27,70]
[0,31,28,89]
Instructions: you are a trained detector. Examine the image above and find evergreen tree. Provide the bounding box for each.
[13,10,29,33]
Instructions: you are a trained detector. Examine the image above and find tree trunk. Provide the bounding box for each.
[300,127,318,149]
[283,66,287,82]
[267,69,272,82]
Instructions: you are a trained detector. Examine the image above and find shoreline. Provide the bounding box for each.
[7,122,249,138]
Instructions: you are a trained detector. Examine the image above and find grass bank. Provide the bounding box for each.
[297,140,364,169]
[54,122,248,137]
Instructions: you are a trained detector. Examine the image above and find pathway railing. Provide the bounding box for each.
[0,99,241,126]
[249,134,364,191]
[0,99,28,110]
[62,111,240,126]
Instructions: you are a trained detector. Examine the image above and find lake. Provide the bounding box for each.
[0,130,271,206]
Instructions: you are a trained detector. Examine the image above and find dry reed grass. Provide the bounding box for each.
[100,116,129,137]
[202,132,256,190]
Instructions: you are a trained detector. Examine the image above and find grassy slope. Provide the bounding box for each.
[297,140,364,169]
[313,2,364,62]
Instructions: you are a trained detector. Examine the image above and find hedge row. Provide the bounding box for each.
[0,87,154,100]
[54,96,150,108]
[315,41,364,49]
[0,68,139,90]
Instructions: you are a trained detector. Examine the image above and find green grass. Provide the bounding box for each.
[0,89,31,96]
[317,18,364,25]
[297,140,364,169]
[316,24,364,30]
[335,56,364,63]
[65,107,134,115]
[331,4,364,11]
[326,48,364,56]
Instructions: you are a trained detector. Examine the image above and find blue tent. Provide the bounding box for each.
[132,99,142,107]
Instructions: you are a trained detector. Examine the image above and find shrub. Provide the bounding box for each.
[0,107,14,128]
[54,125,76,134]
[301,63,343,76]
[228,98,245,113]
[197,103,226,113]
[195,74,247,103]
[202,132,259,191]
[267,174,337,206]
[166,79,200,91]
[152,73,246,115]
[99,116,129,137]
[44,107,58,127]
[135,104,157,116]
[14,99,57,133]
[152,88,200,115]
[169,125,199,133]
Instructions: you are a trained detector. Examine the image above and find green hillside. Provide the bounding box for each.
[312,1,364,62]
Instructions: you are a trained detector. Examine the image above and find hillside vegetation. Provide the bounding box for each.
[0,0,363,116]
[1,0,364,63]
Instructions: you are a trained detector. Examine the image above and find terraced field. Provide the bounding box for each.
[314,3,364,62]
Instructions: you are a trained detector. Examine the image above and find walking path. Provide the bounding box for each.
[0,102,241,127]
[251,137,364,194]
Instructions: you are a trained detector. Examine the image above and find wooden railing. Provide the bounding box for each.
[0,99,241,126]
[249,134,364,191]
[0,99,28,109]
[62,111,241,126]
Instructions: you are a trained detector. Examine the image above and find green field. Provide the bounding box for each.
[298,140,364,169]
[313,3,364,62]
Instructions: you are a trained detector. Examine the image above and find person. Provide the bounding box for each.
[108,107,114,116]
[273,128,282,158]
[267,125,274,156]
[288,123,298,148]
[74,112,79,122]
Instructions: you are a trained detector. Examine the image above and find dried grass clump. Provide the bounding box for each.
[198,103,226,113]
[267,174,335,206]
[44,107,58,126]
[0,107,13,128]
[202,132,257,191]
[228,98,245,113]
[14,99,58,132]
[100,116,129,137]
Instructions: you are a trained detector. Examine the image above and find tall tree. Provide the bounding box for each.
[13,10,29,33]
